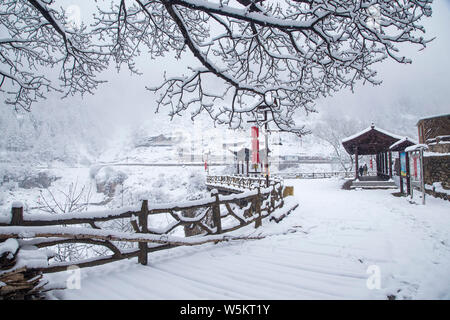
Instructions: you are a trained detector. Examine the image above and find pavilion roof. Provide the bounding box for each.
[342,125,403,155]
[389,137,417,152]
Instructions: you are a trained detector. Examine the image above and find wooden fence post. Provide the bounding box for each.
[11,203,23,226]
[138,200,149,265]
[255,188,262,228]
[211,190,222,234]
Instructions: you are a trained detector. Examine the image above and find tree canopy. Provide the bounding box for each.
[0,0,434,134]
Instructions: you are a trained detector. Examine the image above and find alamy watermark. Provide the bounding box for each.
[66,265,81,290]
[366,265,381,290]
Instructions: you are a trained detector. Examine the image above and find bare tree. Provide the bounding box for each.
[37,181,92,214]
[0,0,109,111]
[36,181,95,262]
[2,0,433,133]
[314,115,363,173]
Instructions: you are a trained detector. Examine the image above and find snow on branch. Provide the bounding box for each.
[0,0,109,111]
[0,225,265,247]
[1,0,434,133]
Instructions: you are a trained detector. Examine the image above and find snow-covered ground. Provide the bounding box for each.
[47,178,450,300]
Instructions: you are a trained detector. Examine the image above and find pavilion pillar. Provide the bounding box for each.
[237,161,240,174]
[246,160,249,177]
[388,151,393,178]
[379,153,383,176]
[375,154,378,175]
[379,153,382,175]
[380,153,383,176]
[384,151,389,176]
[405,152,411,195]
[398,151,404,194]
[354,147,359,180]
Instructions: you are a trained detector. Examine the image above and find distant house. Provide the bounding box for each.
[416,114,450,153]
[280,155,301,161]
[135,134,173,148]
[408,114,450,200]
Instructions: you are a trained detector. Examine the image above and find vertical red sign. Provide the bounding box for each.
[251,126,259,164]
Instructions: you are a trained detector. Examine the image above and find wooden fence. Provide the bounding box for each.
[273,171,373,179]
[0,178,290,275]
[206,175,281,191]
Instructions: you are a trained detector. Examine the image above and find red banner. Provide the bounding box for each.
[251,126,259,164]
[251,126,259,138]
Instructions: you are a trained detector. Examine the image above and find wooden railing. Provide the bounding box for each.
[206,175,282,191]
[273,171,371,179]
[0,182,290,274]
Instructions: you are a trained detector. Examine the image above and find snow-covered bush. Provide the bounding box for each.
[89,165,103,180]
[187,170,206,194]
[94,166,128,197]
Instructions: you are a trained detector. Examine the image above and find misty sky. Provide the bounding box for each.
[31,0,450,141]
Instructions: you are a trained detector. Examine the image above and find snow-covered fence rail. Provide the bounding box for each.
[206,175,282,192]
[274,171,359,179]
[0,182,294,281]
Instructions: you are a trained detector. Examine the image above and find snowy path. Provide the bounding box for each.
[49,179,450,300]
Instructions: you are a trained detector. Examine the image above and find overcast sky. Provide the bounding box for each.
[312,0,450,132]
[33,0,450,141]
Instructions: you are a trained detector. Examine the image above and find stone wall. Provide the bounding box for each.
[423,156,450,199]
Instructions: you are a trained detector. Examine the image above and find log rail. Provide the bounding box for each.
[0,179,291,275]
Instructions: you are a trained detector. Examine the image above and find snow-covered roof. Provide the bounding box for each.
[341,124,403,143]
[389,137,418,150]
[417,113,450,124]
[405,144,429,152]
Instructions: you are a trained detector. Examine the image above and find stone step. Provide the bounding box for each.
[351,180,397,189]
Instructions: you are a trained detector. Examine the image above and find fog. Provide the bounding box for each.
[5,0,450,151]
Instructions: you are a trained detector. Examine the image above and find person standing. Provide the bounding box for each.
[363,163,368,176]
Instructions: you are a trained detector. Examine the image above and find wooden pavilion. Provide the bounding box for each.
[342,124,403,181]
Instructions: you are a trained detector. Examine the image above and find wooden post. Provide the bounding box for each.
[420,148,426,205]
[388,151,393,178]
[138,200,149,265]
[405,152,411,195]
[211,190,222,234]
[11,203,23,225]
[255,187,262,228]
[354,147,359,180]
[376,153,379,176]
[246,160,249,177]
[384,152,389,177]
[399,151,404,194]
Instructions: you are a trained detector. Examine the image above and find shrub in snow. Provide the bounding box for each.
[187,170,206,193]
[94,166,128,197]
[18,171,60,189]
[89,165,103,180]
